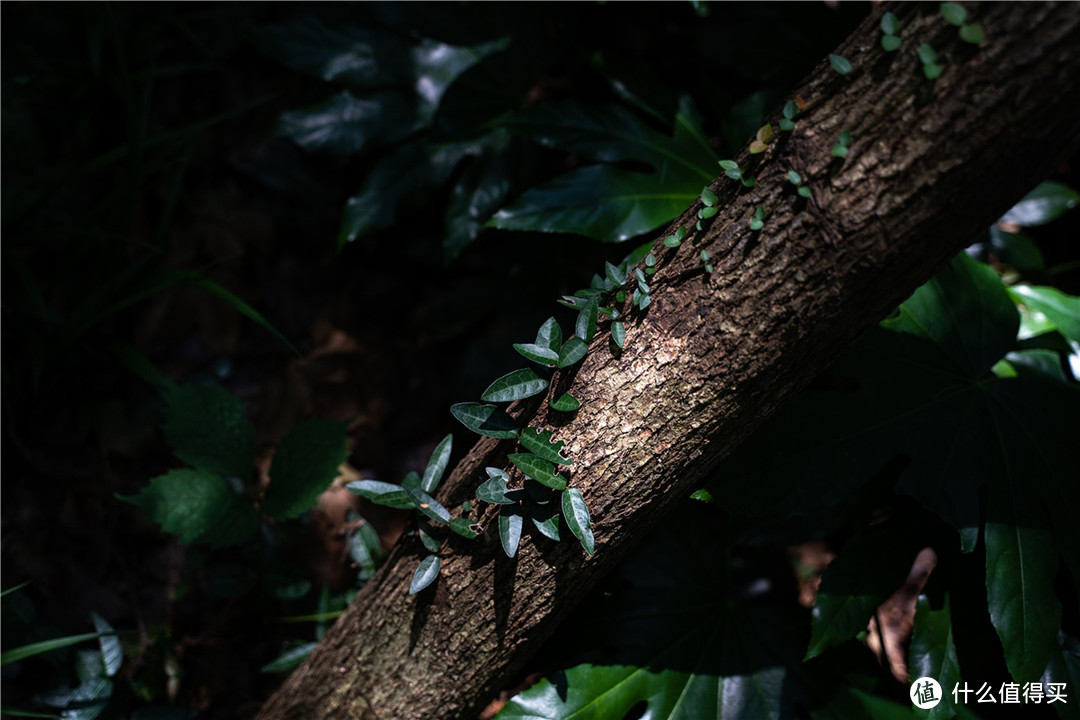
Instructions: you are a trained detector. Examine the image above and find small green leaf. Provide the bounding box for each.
[756,123,773,143]
[558,337,589,368]
[832,144,849,158]
[513,343,560,366]
[787,170,802,185]
[481,368,549,403]
[700,186,718,207]
[604,262,624,288]
[449,518,479,539]
[477,468,520,505]
[838,130,851,147]
[530,503,561,541]
[724,168,742,180]
[750,218,764,231]
[519,427,573,465]
[663,235,681,247]
[940,2,967,26]
[611,321,626,349]
[881,34,902,52]
[549,393,581,412]
[673,226,688,241]
[576,297,599,343]
[704,264,713,273]
[923,63,942,80]
[405,486,451,524]
[918,43,938,64]
[740,176,756,188]
[346,480,415,509]
[499,507,523,558]
[700,250,710,262]
[409,555,441,594]
[779,117,795,131]
[508,453,567,490]
[754,206,765,220]
[881,11,899,35]
[698,206,718,220]
[561,488,595,555]
[798,186,812,198]
[421,434,452,494]
[718,159,739,171]
[450,402,519,439]
[782,100,798,120]
[828,54,852,75]
[959,24,984,44]
[645,253,656,267]
[638,293,651,309]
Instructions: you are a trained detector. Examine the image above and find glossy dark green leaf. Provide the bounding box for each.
[417,523,442,553]
[513,343,560,366]
[345,480,415,509]
[263,418,349,520]
[558,338,588,369]
[561,489,594,556]
[476,468,519,505]
[881,34,902,52]
[121,469,259,548]
[276,90,417,156]
[535,317,563,352]
[260,641,318,673]
[940,2,967,26]
[530,502,561,541]
[489,164,701,243]
[450,402,520,439]
[881,11,899,35]
[1008,285,1080,344]
[700,186,717,207]
[508,453,567,490]
[449,518,479,540]
[481,368,549,403]
[518,427,572,465]
[549,393,581,412]
[828,54,852,75]
[421,434,452,494]
[909,596,963,720]
[959,23,984,44]
[498,504,809,720]
[409,555,441,594]
[611,321,626,349]
[806,522,924,659]
[988,226,1044,271]
[404,486,451,525]
[90,613,121,678]
[499,507,524,558]
[163,384,254,481]
[401,471,421,490]
[1000,181,1080,226]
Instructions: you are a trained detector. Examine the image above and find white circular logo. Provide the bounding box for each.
[910,677,943,709]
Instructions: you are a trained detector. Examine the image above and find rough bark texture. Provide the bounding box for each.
[259,4,1080,719]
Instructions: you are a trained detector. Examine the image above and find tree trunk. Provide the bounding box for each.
[258,3,1080,719]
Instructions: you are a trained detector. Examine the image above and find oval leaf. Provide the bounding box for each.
[561,489,595,556]
[450,402,520,439]
[508,453,567,490]
[549,393,581,412]
[499,508,523,558]
[999,181,1079,227]
[828,54,852,75]
[530,503,561,541]
[576,297,599,343]
[535,317,563,352]
[518,427,572,465]
[345,480,416,509]
[404,486,451,524]
[409,555,441,594]
[481,368,549,403]
[881,11,899,35]
[940,2,967,26]
[611,321,626,349]
[476,468,519,505]
[449,517,479,540]
[421,434,453,494]
[513,343,560,366]
[558,337,588,368]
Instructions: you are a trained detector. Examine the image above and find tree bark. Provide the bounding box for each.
[258,3,1080,719]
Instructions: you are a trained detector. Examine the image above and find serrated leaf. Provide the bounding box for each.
[449,518,479,539]
[513,343,560,366]
[90,614,121,678]
[549,393,581,412]
[263,418,349,520]
[829,54,852,75]
[909,595,962,720]
[561,489,595,555]
[576,297,599,343]
[421,434,452,494]
[121,469,259,548]
[345,480,416,509]
[450,402,519,439]
[162,384,255,480]
[409,555,441,594]
[611,321,626,349]
[404,486,451,524]
[999,181,1079,226]
[558,337,589,368]
[508,453,567,490]
[481,368,549,403]
[940,2,967,26]
[499,508,524,558]
[518,427,572,465]
[477,468,519,505]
